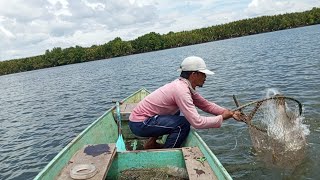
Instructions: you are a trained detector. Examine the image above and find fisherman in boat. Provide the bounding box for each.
[129,56,242,149]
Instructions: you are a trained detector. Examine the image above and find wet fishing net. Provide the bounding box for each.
[119,167,188,180]
[233,91,309,167]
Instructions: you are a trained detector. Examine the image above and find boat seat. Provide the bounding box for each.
[113,103,138,121]
[56,143,116,180]
[113,103,145,139]
[182,147,218,180]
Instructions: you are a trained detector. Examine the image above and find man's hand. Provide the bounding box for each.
[222,109,234,120]
[232,111,244,122]
[222,110,247,122]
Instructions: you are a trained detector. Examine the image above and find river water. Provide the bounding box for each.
[0,25,319,180]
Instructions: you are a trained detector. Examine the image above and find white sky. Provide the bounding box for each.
[0,0,319,61]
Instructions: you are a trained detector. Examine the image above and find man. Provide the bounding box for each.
[129,56,241,149]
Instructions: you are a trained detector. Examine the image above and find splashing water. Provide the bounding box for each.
[260,89,309,151]
[265,88,280,98]
[247,88,310,168]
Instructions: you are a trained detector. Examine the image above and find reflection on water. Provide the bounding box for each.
[0,25,320,179]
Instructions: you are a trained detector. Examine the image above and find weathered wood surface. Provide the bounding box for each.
[56,144,116,180]
[182,147,217,180]
[119,103,138,120]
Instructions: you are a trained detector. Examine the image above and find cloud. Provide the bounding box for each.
[64,1,158,30]
[0,0,53,22]
[0,26,15,38]
[0,0,162,60]
[245,0,320,16]
[0,0,319,61]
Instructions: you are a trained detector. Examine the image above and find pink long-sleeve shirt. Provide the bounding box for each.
[129,78,227,129]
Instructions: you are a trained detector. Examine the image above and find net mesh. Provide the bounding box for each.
[119,167,188,180]
[234,93,309,167]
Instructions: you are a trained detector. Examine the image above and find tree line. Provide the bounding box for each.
[0,7,319,76]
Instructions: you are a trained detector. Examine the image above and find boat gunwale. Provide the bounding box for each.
[189,129,232,179]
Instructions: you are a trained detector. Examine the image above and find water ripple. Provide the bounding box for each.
[0,25,319,179]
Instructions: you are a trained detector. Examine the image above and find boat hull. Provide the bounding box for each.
[34,88,232,180]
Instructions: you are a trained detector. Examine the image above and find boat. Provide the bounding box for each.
[34,88,232,180]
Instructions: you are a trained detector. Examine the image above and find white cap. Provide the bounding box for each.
[177,56,214,75]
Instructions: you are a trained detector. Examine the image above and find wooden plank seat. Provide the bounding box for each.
[182,147,218,180]
[117,103,138,121]
[113,103,149,140]
[113,103,166,148]
[56,143,116,180]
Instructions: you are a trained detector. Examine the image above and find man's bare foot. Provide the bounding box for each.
[144,137,163,149]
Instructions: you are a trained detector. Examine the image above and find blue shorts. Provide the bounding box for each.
[129,115,190,148]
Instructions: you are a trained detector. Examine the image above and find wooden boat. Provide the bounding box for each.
[34,88,232,180]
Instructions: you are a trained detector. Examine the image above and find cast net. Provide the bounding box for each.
[119,167,188,180]
[233,89,309,167]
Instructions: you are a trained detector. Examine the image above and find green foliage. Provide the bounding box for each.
[100,37,133,58]
[131,32,164,53]
[0,7,319,76]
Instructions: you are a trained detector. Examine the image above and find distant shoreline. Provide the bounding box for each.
[0,7,319,76]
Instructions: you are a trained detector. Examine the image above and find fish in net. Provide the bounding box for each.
[233,92,309,168]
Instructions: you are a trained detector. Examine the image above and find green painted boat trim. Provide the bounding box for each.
[34,88,232,180]
[183,130,231,179]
